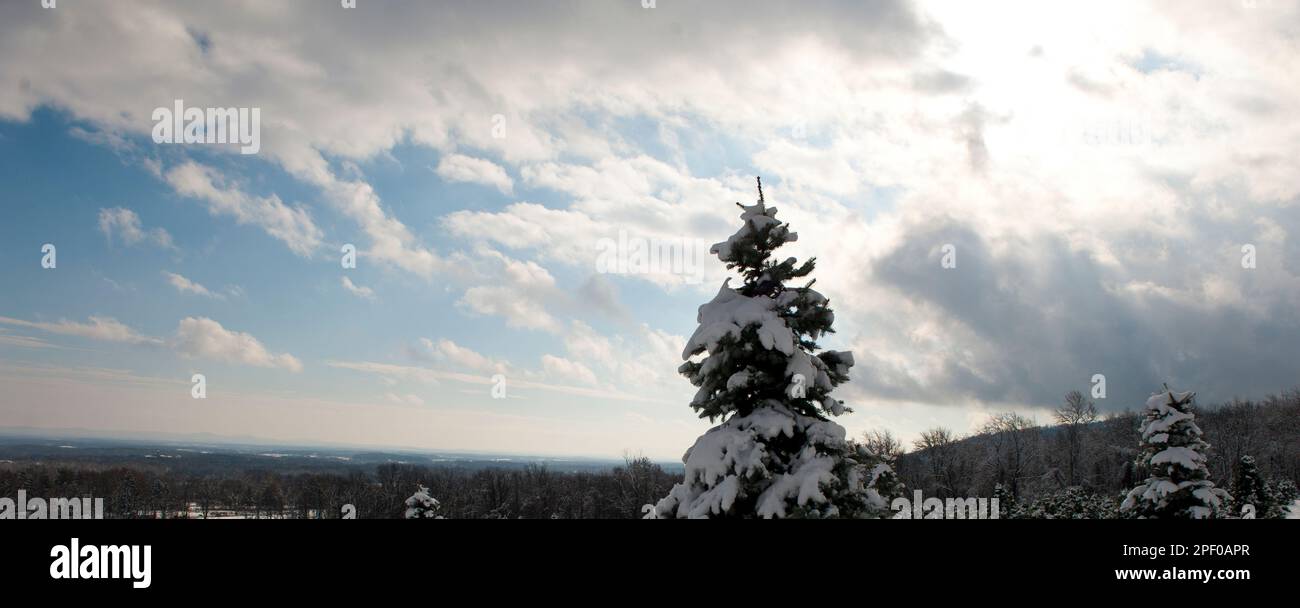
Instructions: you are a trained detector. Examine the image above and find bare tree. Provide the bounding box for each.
[862,429,905,465]
[914,427,969,497]
[981,412,1038,499]
[1212,399,1259,482]
[1055,390,1098,487]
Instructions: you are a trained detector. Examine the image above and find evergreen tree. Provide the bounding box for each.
[151,477,169,519]
[404,485,443,519]
[117,473,137,519]
[1265,479,1297,519]
[992,482,1016,519]
[1119,386,1229,519]
[1230,455,1269,518]
[645,178,897,519]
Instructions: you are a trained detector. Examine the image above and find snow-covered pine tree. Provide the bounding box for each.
[404,485,443,519]
[1230,455,1269,518]
[1267,479,1298,519]
[1119,386,1230,519]
[992,482,1016,519]
[644,178,897,519]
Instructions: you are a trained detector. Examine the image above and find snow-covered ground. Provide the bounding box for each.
[1288,499,1300,519]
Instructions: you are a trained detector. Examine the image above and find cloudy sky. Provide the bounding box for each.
[1,0,1298,459]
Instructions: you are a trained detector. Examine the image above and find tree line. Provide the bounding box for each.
[0,456,676,519]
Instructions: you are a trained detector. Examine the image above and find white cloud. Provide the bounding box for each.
[435,153,514,195]
[414,338,508,374]
[340,276,376,300]
[0,315,161,346]
[443,202,606,267]
[98,207,175,250]
[0,328,56,349]
[165,162,322,257]
[171,317,303,372]
[560,320,685,395]
[540,354,598,386]
[445,159,746,289]
[384,392,426,406]
[308,169,448,278]
[329,361,443,385]
[453,249,565,332]
[327,359,659,404]
[163,271,219,298]
[752,139,864,196]
[458,285,560,332]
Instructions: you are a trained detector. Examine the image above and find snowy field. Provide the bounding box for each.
[1289,500,1300,520]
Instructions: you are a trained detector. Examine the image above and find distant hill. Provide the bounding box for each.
[0,431,678,475]
[895,389,1300,503]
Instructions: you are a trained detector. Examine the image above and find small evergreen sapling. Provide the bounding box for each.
[1230,455,1269,518]
[404,485,443,519]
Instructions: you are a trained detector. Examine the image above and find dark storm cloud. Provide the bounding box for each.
[867,216,1300,411]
